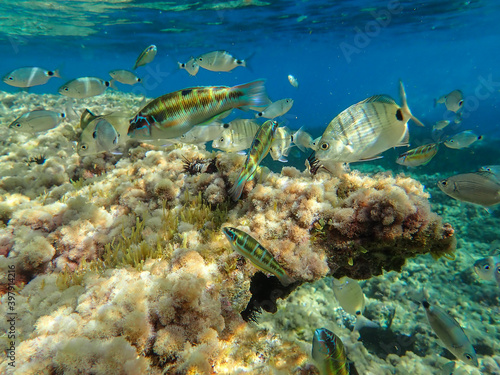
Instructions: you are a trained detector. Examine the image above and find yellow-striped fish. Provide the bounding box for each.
[221,226,294,286]
[422,300,478,367]
[127,80,269,140]
[229,119,278,201]
[396,143,439,167]
[312,328,355,375]
[315,81,424,163]
[133,45,157,70]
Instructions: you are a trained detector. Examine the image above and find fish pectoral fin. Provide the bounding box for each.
[359,155,383,162]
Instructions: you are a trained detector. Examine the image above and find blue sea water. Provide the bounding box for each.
[2,0,500,144]
[1,2,500,373]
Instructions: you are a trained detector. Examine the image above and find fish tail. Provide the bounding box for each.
[53,68,62,79]
[354,315,379,332]
[229,169,249,201]
[399,80,425,127]
[232,79,270,110]
[278,273,294,287]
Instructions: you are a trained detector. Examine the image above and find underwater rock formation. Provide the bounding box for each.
[0,92,456,374]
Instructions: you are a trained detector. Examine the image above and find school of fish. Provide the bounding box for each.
[3,44,496,373]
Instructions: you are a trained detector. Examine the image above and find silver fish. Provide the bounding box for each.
[109,70,141,85]
[77,112,130,156]
[178,57,200,76]
[255,98,294,119]
[444,131,482,149]
[288,74,299,88]
[433,120,450,131]
[212,118,260,153]
[178,121,223,144]
[196,50,247,72]
[291,127,314,152]
[270,126,292,162]
[435,90,464,113]
[479,165,500,181]
[315,81,424,163]
[133,45,157,70]
[59,77,111,99]
[332,277,378,331]
[9,110,65,133]
[438,171,500,208]
[474,256,500,285]
[3,67,61,88]
[422,300,478,367]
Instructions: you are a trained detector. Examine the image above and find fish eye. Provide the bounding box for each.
[219,137,224,142]
[80,144,87,150]
[320,142,329,150]
[198,58,203,62]
[236,59,243,64]
[355,310,361,316]
[14,123,21,127]
[8,76,13,80]
[465,353,473,360]
[441,180,448,186]
[63,87,69,91]
[223,123,230,129]
[458,100,464,107]
[257,112,263,117]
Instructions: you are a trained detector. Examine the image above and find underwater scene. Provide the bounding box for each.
[0,0,499,374]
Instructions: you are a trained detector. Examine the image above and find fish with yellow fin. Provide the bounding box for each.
[128,79,269,140]
[315,81,424,164]
[229,119,278,201]
[222,226,294,286]
[133,45,157,69]
[312,328,359,375]
[396,143,439,167]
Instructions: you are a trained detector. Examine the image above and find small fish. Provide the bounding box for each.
[196,50,247,72]
[479,165,500,181]
[133,45,157,70]
[128,79,269,140]
[256,98,294,119]
[291,127,314,152]
[474,256,500,285]
[288,74,299,88]
[109,69,141,85]
[396,143,439,167]
[433,120,450,131]
[178,121,223,144]
[270,126,293,162]
[9,110,65,133]
[77,112,130,155]
[178,57,200,76]
[422,300,478,367]
[441,361,456,375]
[444,131,482,149]
[229,119,278,201]
[221,226,294,286]
[58,77,111,99]
[315,81,424,163]
[312,328,354,375]
[435,90,464,113]
[3,67,61,88]
[332,277,378,331]
[438,171,500,209]
[212,118,260,153]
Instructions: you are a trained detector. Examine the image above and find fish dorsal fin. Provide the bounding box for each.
[80,109,98,130]
[360,95,397,105]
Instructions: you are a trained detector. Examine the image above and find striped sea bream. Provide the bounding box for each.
[127,79,269,139]
[229,119,278,201]
[221,226,294,286]
[315,81,424,163]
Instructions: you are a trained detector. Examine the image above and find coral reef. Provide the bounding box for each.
[0,91,460,374]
